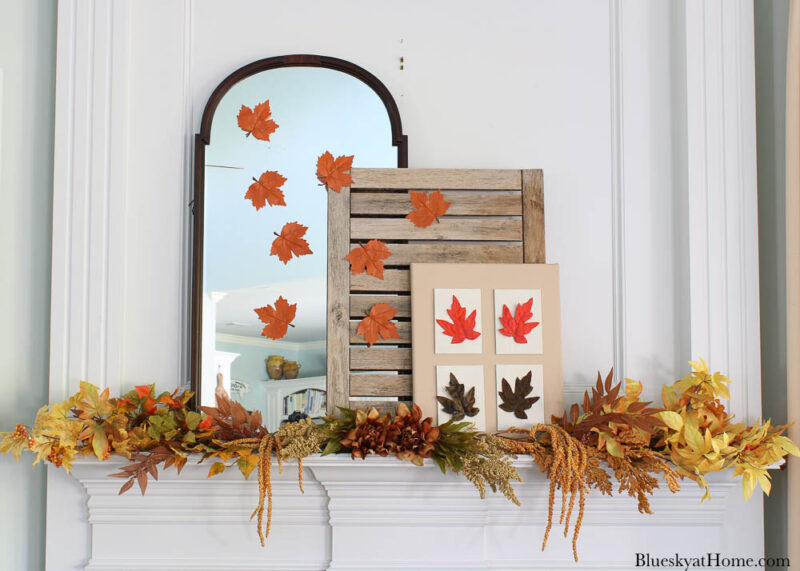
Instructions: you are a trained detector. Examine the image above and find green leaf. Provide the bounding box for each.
[322,439,344,456]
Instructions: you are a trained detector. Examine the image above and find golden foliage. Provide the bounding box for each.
[658,358,800,500]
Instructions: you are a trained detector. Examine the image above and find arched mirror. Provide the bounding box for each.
[191,55,406,429]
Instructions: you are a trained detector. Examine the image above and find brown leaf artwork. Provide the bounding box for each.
[498,371,540,420]
[436,373,479,421]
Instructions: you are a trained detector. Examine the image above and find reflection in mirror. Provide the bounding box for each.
[201,67,395,431]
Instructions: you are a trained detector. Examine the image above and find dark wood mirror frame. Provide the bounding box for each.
[189,54,408,406]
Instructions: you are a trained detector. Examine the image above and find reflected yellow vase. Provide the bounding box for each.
[266,355,285,380]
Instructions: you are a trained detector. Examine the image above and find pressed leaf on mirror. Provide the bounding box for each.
[254,296,297,340]
[316,151,354,192]
[270,221,313,264]
[437,373,479,421]
[345,240,392,279]
[237,100,279,141]
[246,170,287,209]
[498,371,540,420]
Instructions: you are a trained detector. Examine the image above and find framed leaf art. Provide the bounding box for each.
[410,263,563,432]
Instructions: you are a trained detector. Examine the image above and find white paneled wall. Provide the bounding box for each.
[45,1,764,569]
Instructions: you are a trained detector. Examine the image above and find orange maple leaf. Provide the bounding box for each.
[254,296,297,340]
[270,222,313,264]
[237,100,279,141]
[316,151,354,193]
[437,295,480,344]
[245,170,287,210]
[406,190,451,228]
[345,240,392,279]
[498,297,539,343]
[357,303,401,347]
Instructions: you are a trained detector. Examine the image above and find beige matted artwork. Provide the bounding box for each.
[411,263,563,433]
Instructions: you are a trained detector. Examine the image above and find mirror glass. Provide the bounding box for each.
[201,66,396,430]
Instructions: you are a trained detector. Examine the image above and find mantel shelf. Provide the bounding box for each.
[58,454,761,571]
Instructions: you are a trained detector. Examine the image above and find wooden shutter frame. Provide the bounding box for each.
[326,168,545,414]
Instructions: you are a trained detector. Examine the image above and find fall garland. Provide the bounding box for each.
[1,359,797,562]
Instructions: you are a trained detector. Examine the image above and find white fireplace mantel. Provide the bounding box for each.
[50,454,761,571]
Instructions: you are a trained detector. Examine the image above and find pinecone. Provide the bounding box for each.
[388,403,441,466]
[340,408,392,459]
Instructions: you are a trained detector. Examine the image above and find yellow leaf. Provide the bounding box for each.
[238,456,257,480]
[742,470,756,500]
[683,416,705,452]
[758,472,772,496]
[655,411,683,431]
[207,462,227,478]
[624,378,642,400]
[774,435,800,457]
[604,435,624,458]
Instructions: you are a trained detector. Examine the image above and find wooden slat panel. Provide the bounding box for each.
[351,168,522,190]
[350,347,412,370]
[348,399,411,413]
[327,189,350,414]
[350,374,413,396]
[352,219,522,241]
[350,295,410,318]
[388,244,522,265]
[350,321,411,344]
[522,169,546,263]
[351,191,522,216]
[350,270,409,292]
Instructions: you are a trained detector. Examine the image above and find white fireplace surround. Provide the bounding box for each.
[54,455,757,571]
[46,1,764,569]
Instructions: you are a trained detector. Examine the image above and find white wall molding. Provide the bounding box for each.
[49,0,129,401]
[63,456,758,571]
[609,0,627,382]
[683,0,762,422]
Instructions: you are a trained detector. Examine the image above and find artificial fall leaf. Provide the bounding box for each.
[254,296,297,340]
[437,295,480,344]
[405,190,451,228]
[498,297,540,343]
[356,303,401,347]
[345,240,392,279]
[437,373,480,421]
[237,100,278,141]
[270,221,313,264]
[246,170,287,210]
[498,371,540,420]
[316,151,354,192]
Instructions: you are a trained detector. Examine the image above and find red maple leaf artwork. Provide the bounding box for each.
[498,297,540,343]
[436,295,480,344]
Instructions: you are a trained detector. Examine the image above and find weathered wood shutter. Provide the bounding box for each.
[327,168,545,413]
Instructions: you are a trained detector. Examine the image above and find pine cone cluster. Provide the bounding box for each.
[340,404,441,464]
